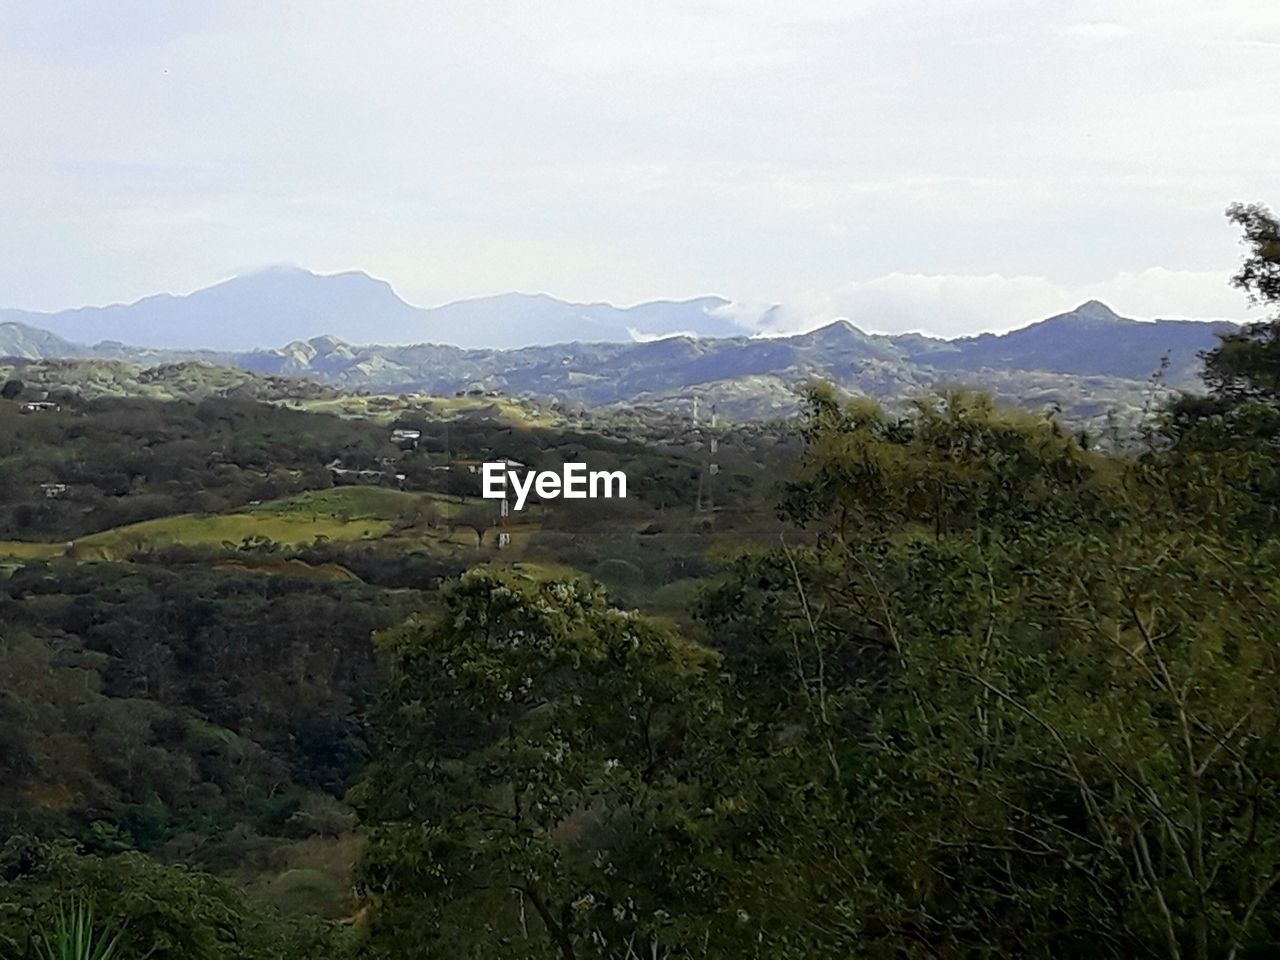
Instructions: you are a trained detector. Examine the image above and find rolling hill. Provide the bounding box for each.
[0,299,1236,431]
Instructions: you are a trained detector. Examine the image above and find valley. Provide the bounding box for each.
[7,2,1277,952]
[3,293,1280,956]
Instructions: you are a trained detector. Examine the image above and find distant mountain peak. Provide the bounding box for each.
[213,265,406,299]
[799,319,872,343]
[1069,299,1122,321]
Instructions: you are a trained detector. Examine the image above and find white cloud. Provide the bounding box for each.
[627,327,704,343]
[731,267,1258,339]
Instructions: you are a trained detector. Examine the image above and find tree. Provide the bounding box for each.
[451,502,495,547]
[780,384,1116,541]
[697,386,1280,958]
[1227,202,1280,309]
[828,526,1280,960]
[354,570,735,960]
[1159,203,1280,535]
[1198,203,1280,402]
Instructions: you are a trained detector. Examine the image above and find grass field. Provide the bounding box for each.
[247,486,423,521]
[256,485,514,521]
[62,513,388,560]
[0,541,66,560]
[0,486,521,562]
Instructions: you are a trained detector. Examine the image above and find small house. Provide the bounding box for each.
[390,428,421,449]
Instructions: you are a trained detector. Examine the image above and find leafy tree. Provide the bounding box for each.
[781,384,1118,541]
[354,570,736,959]
[1168,203,1280,406]
[1159,203,1280,534]
[698,387,1280,959]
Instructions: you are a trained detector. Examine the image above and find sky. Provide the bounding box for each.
[1,0,1277,337]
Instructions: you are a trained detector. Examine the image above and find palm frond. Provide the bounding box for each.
[32,899,125,960]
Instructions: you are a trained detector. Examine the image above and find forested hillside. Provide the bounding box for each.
[1,205,1278,959]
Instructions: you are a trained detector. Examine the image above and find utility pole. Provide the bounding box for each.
[707,405,718,512]
[498,491,510,549]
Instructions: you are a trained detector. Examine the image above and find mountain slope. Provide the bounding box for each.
[0,356,339,402]
[414,292,742,347]
[0,268,746,350]
[0,267,423,351]
[0,321,84,359]
[911,301,1229,383]
[0,300,1235,430]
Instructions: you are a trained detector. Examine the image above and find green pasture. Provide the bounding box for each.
[0,541,66,560]
[0,486,520,562]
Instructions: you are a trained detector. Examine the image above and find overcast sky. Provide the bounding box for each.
[2,0,1277,336]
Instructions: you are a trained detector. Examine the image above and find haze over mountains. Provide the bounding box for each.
[0,266,745,350]
[0,268,1235,428]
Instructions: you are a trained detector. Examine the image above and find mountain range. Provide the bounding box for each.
[0,266,745,350]
[0,273,1235,430]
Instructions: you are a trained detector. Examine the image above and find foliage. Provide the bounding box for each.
[354,570,738,959]
[0,395,382,541]
[1168,204,1280,412]
[30,899,124,960]
[780,383,1120,539]
[695,383,1280,959]
[0,557,433,924]
[7,213,1280,960]
[1158,204,1280,538]
[0,838,355,960]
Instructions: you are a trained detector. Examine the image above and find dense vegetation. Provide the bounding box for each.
[350,203,1280,959]
[2,204,1279,957]
[0,396,380,540]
